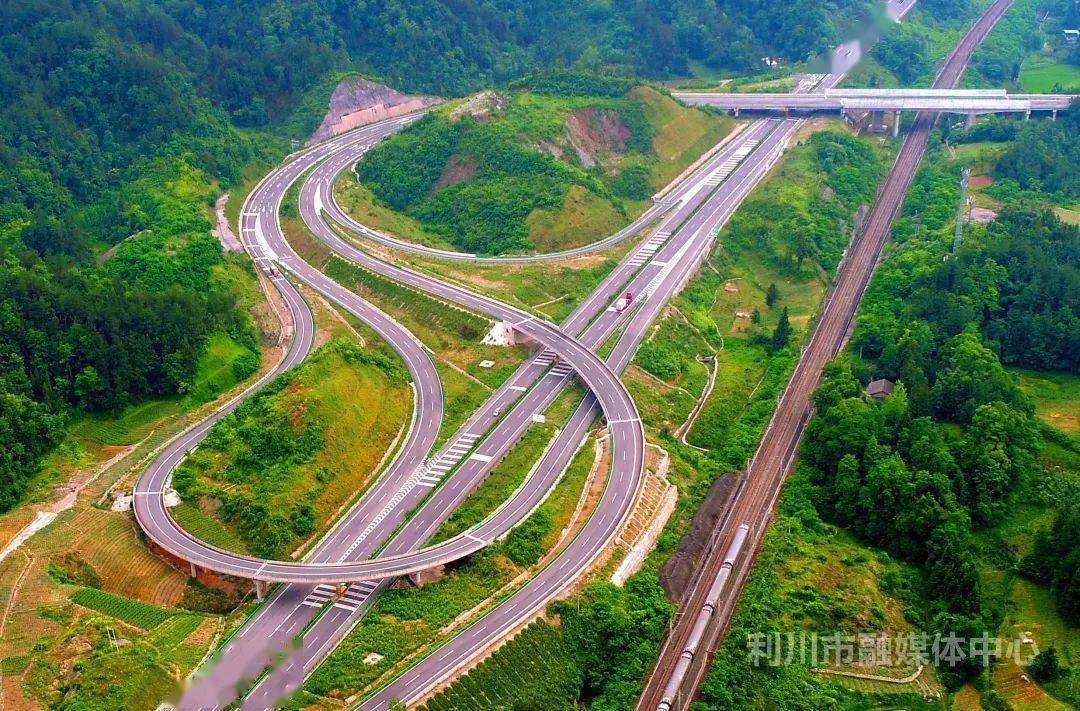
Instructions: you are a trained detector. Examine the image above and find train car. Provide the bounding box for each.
[656,523,751,711]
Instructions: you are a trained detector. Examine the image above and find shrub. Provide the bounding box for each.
[231,351,260,380]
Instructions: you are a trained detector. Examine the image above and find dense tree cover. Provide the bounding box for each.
[918,0,976,22]
[799,132,1080,685]
[966,0,1041,87]
[874,24,934,84]
[0,1,266,512]
[994,108,1080,201]
[803,352,1035,684]
[553,575,673,709]
[859,199,1079,373]
[22,0,874,125]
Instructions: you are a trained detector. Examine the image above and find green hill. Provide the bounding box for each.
[346,85,731,255]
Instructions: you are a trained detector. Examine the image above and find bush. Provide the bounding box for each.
[181,579,235,614]
[635,341,682,381]
[611,165,653,199]
[1028,646,1061,683]
[231,351,260,380]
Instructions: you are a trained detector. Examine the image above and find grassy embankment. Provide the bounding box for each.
[334,85,731,257]
[170,329,412,560]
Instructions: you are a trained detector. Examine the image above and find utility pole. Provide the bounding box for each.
[952,167,969,254]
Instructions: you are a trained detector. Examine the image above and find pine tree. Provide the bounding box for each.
[765,283,779,308]
[769,307,791,352]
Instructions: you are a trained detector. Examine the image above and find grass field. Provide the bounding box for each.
[526,183,630,254]
[1012,368,1080,440]
[633,85,733,188]
[1019,52,1080,92]
[322,256,529,389]
[170,502,251,554]
[334,179,454,251]
[306,549,518,699]
[396,232,637,325]
[70,587,180,629]
[419,620,580,711]
[428,424,556,546]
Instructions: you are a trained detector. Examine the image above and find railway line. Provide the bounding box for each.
[638,1,1015,708]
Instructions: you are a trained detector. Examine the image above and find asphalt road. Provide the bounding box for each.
[133,118,453,587]
[637,1,1015,708]
[339,77,830,711]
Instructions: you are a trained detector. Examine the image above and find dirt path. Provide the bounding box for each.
[212,193,243,253]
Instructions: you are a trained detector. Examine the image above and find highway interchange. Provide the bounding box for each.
[129,0,1041,705]
[162,82,819,705]
[177,100,804,708]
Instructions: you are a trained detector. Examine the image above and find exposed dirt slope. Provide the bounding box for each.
[310,76,441,144]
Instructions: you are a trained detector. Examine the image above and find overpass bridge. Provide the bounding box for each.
[676,88,1075,134]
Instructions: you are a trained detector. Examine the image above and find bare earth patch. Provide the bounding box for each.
[565,108,630,167]
[311,76,441,144]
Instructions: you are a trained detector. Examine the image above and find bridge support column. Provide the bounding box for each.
[1025,109,1031,120]
[965,111,977,128]
[189,561,197,579]
[732,107,739,118]
[892,111,900,137]
[870,110,886,133]
[255,580,267,600]
[1052,109,1057,121]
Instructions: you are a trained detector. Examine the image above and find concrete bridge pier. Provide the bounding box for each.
[1025,109,1031,120]
[732,107,739,117]
[965,111,977,128]
[255,580,268,600]
[190,561,198,578]
[892,111,900,137]
[871,110,887,133]
[1052,109,1057,121]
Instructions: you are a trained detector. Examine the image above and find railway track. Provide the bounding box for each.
[637,1,1015,708]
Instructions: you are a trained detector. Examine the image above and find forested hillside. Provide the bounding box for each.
[0,2,261,511]
[2,0,875,129]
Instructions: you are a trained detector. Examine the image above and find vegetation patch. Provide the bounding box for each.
[347,87,729,255]
[69,588,179,630]
[172,338,410,558]
[419,620,582,711]
[704,113,1080,708]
